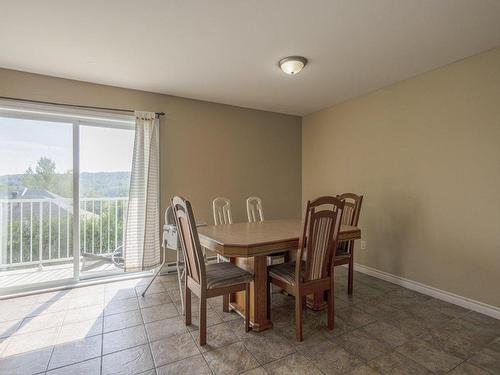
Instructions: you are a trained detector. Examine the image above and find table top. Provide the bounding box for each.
[198,219,361,257]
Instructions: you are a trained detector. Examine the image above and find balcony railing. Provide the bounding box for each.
[0,197,128,268]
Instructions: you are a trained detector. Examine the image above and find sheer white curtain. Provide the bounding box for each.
[124,111,161,271]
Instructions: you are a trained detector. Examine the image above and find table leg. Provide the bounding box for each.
[231,255,273,331]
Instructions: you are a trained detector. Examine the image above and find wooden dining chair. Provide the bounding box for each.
[334,193,363,295]
[172,196,252,345]
[267,196,344,341]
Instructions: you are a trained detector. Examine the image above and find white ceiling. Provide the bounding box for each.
[1,1,500,116]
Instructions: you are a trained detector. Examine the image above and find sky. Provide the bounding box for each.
[0,116,134,176]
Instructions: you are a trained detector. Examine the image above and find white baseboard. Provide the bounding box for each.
[353,262,500,320]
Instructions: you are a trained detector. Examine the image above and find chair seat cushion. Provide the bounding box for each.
[206,262,253,289]
[268,261,304,286]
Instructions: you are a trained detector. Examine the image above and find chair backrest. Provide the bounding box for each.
[171,196,206,286]
[296,196,344,283]
[165,205,175,225]
[338,193,363,227]
[246,196,264,223]
[213,197,232,225]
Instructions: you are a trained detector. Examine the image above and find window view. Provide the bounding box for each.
[0,113,135,292]
[0,117,74,289]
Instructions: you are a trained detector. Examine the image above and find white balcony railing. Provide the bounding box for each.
[0,197,128,268]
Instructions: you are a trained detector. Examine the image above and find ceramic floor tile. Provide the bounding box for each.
[135,281,167,296]
[103,309,143,333]
[334,306,377,330]
[56,318,103,344]
[0,347,52,375]
[203,341,259,375]
[104,297,140,316]
[150,332,200,367]
[331,328,391,361]
[48,335,102,370]
[156,354,211,375]
[145,316,188,342]
[64,305,104,325]
[190,322,239,353]
[358,320,410,348]
[264,352,323,375]
[468,341,500,374]
[302,340,365,374]
[405,303,453,327]
[141,303,179,323]
[105,288,137,303]
[0,319,22,339]
[395,338,463,373]
[422,298,470,319]
[448,362,491,375]
[242,367,268,375]
[138,292,171,309]
[16,311,66,335]
[103,324,148,354]
[346,365,381,374]
[419,326,485,360]
[242,329,296,365]
[0,270,499,375]
[380,309,429,338]
[102,344,154,375]
[2,326,59,357]
[367,351,433,375]
[46,357,101,375]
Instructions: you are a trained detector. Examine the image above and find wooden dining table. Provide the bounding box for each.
[198,219,361,331]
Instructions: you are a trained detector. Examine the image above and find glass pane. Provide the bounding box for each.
[0,116,73,292]
[79,124,134,277]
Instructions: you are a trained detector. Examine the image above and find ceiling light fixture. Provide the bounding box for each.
[279,56,308,75]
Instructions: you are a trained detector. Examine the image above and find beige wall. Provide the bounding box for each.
[0,68,302,259]
[303,47,500,307]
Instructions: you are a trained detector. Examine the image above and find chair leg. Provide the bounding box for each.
[199,297,207,346]
[245,283,251,332]
[328,287,334,330]
[185,286,191,326]
[295,293,303,341]
[266,278,271,320]
[141,252,165,297]
[348,251,354,295]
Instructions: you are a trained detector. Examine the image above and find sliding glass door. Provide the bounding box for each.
[0,102,136,294]
[79,123,134,278]
[0,116,75,292]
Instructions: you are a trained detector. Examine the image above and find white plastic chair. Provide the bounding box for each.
[213,197,233,225]
[246,196,264,223]
[212,197,233,312]
[246,196,284,266]
[142,206,184,312]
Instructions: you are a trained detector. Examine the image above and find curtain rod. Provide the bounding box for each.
[0,95,165,117]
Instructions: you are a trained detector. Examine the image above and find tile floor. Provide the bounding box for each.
[0,267,499,374]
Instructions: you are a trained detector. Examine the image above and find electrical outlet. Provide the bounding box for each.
[360,240,366,250]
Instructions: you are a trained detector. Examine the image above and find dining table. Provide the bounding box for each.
[198,219,361,331]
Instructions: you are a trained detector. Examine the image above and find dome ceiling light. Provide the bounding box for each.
[279,56,308,75]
